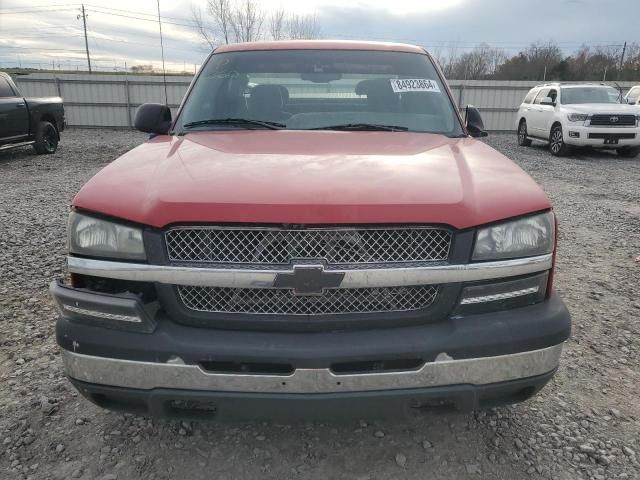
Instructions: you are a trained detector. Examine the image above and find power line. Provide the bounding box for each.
[81,36,208,53]
[0,27,84,34]
[1,35,207,54]
[0,7,79,14]
[83,3,197,24]
[0,45,86,52]
[0,3,80,10]
[87,7,196,28]
[2,33,85,39]
[320,32,628,51]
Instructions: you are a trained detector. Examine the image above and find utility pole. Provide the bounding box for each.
[78,5,92,73]
[619,41,627,77]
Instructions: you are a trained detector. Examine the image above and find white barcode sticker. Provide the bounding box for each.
[390,78,441,93]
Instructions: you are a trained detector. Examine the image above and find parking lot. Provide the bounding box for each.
[0,129,639,480]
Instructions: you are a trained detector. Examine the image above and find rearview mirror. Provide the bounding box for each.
[540,97,556,106]
[301,72,343,83]
[465,105,488,138]
[134,103,172,135]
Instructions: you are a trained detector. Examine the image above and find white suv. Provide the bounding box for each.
[516,83,640,157]
[624,85,640,105]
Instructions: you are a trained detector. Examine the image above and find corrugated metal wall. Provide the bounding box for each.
[14,73,190,128]
[12,73,637,131]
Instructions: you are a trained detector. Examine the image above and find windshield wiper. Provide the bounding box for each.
[182,118,285,130]
[309,123,409,132]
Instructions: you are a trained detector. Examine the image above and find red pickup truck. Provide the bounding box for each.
[51,41,570,419]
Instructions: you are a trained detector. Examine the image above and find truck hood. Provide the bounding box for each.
[561,103,640,114]
[72,131,551,229]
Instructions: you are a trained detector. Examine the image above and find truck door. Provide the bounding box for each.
[0,75,29,142]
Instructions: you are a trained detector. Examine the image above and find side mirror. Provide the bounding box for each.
[465,105,488,138]
[134,103,172,135]
[540,97,556,106]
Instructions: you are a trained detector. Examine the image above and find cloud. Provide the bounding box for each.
[317,0,635,53]
[256,0,465,15]
[0,0,637,71]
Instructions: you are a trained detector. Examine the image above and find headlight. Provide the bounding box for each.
[472,212,554,261]
[68,211,146,260]
[567,113,588,122]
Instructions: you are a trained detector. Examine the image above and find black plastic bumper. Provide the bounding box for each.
[70,369,556,420]
[56,294,570,368]
[54,280,570,418]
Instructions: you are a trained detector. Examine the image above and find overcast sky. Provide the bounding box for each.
[0,0,638,72]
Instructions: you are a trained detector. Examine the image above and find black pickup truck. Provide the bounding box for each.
[0,72,65,154]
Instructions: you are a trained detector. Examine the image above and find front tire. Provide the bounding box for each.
[33,121,58,154]
[616,146,639,158]
[517,120,532,146]
[549,124,569,157]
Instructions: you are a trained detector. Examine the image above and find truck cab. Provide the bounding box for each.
[0,72,65,154]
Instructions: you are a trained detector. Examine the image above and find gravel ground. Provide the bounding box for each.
[0,129,639,480]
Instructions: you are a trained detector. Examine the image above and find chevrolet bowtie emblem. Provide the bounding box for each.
[273,265,345,295]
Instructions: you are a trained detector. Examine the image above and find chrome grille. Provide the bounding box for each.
[590,114,636,127]
[166,227,452,265]
[178,285,439,315]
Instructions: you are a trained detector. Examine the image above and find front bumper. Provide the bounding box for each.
[69,370,557,420]
[564,125,640,147]
[62,344,562,394]
[53,271,570,417]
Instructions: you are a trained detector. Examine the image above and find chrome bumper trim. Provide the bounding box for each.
[62,344,562,394]
[66,254,552,289]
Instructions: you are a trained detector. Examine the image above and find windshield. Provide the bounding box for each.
[560,86,622,105]
[176,49,463,135]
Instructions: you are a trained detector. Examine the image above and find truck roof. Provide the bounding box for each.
[533,82,614,89]
[215,40,426,54]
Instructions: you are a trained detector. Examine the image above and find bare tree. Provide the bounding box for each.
[269,7,286,41]
[487,47,507,75]
[206,0,233,45]
[229,0,265,43]
[464,47,490,79]
[192,1,319,46]
[444,43,506,79]
[191,0,233,48]
[190,4,216,48]
[524,41,562,78]
[285,13,321,40]
[428,46,444,69]
[435,45,459,78]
